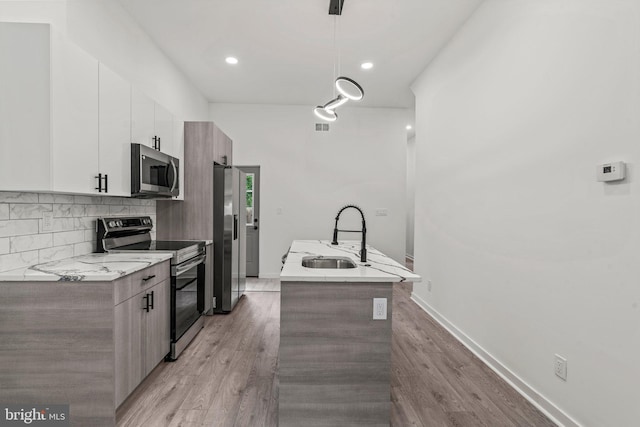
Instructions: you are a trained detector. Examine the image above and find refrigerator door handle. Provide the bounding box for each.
[233,214,238,240]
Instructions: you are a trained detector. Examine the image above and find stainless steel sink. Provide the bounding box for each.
[301,256,357,269]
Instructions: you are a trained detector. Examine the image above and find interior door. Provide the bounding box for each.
[237,166,260,277]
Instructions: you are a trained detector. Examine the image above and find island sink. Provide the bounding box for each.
[301,256,357,269]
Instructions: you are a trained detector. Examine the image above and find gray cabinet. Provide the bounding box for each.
[114,263,170,408]
[0,259,170,425]
[213,124,233,166]
[156,121,233,242]
[114,292,144,407]
[144,279,170,373]
[204,243,214,314]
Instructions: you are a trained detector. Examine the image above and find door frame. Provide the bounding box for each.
[237,165,260,277]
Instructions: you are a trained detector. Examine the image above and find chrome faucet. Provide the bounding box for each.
[331,205,367,262]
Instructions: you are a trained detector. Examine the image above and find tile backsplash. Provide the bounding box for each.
[0,192,156,273]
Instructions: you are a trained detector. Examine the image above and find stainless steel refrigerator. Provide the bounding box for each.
[213,164,246,313]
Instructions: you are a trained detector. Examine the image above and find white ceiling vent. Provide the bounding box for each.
[315,123,330,132]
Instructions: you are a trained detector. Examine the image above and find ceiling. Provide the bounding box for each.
[118,0,481,108]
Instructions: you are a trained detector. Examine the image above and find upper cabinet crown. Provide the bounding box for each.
[0,22,184,198]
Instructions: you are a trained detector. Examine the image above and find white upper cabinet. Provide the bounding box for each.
[51,30,100,195]
[132,88,178,156]
[131,87,156,149]
[0,22,183,198]
[0,23,52,191]
[99,63,131,197]
[154,103,173,155]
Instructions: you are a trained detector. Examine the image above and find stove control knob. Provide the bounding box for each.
[108,221,116,228]
[117,220,124,227]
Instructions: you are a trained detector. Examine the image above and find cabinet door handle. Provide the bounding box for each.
[95,173,103,192]
[149,290,154,310]
[103,174,108,193]
[158,137,161,151]
[143,294,150,312]
[142,274,156,282]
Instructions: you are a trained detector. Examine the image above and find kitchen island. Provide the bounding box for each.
[279,240,420,427]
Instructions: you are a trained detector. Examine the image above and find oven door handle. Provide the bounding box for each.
[173,253,206,276]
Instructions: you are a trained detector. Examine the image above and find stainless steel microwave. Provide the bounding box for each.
[131,143,179,198]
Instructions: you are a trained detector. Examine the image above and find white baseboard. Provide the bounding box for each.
[410,292,580,427]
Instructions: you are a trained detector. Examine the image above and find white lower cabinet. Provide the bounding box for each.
[114,277,170,407]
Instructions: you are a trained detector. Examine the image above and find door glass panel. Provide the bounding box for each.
[246,173,254,225]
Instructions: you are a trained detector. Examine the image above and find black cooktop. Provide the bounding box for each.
[116,240,200,252]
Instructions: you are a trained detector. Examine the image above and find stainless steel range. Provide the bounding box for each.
[97,216,206,360]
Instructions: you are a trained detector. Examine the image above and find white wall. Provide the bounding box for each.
[0,0,209,120]
[210,104,409,278]
[406,135,416,258]
[411,1,640,426]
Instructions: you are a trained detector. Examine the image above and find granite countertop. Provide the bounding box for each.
[0,252,173,282]
[280,240,421,283]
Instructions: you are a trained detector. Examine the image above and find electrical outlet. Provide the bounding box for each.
[42,211,53,232]
[554,354,567,381]
[373,298,387,320]
[427,280,432,292]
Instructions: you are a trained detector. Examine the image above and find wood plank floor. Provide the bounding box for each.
[117,278,555,427]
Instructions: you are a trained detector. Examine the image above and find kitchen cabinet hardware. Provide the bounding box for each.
[143,293,150,312]
[95,173,103,192]
[95,173,109,193]
[149,290,154,310]
[142,274,156,282]
[152,135,162,151]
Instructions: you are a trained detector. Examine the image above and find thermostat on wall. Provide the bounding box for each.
[597,161,626,182]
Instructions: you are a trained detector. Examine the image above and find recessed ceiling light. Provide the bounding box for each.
[361,62,374,70]
[225,56,238,65]
[406,125,412,130]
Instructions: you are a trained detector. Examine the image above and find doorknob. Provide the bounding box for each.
[253,218,258,230]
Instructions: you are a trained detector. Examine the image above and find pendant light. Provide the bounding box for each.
[323,94,349,110]
[313,0,363,122]
[335,76,364,101]
[314,106,338,122]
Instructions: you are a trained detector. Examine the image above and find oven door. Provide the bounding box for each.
[131,143,180,198]
[171,253,205,342]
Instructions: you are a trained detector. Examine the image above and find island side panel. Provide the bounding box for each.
[0,281,115,427]
[279,281,393,427]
